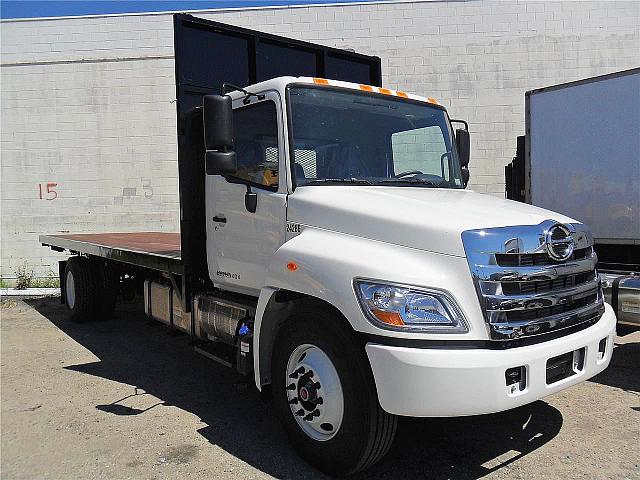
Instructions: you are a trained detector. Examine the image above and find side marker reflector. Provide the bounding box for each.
[287,262,298,271]
[371,309,404,326]
[313,78,329,85]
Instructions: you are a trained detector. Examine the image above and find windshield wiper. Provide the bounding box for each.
[302,178,373,186]
[378,178,442,187]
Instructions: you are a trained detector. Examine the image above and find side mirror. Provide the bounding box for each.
[206,151,237,176]
[455,128,470,168]
[203,94,237,175]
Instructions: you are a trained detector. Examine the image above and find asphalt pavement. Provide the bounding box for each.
[1,297,638,479]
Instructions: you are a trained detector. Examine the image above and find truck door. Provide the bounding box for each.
[205,91,287,295]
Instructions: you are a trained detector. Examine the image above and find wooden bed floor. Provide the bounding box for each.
[47,232,181,258]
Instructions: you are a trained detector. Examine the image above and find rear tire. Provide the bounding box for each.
[272,306,397,476]
[64,256,100,323]
[92,261,119,320]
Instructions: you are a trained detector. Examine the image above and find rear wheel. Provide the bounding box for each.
[93,261,119,320]
[64,257,119,322]
[272,307,397,476]
[64,256,100,323]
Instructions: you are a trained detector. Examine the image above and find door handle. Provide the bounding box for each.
[212,215,227,223]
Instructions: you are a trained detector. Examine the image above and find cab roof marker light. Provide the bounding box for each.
[301,77,439,106]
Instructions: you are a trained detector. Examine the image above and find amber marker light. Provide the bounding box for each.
[371,309,405,326]
[287,262,299,271]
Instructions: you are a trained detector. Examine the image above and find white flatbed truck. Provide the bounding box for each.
[41,14,616,475]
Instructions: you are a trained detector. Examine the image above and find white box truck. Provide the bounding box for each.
[507,68,639,331]
[41,14,616,475]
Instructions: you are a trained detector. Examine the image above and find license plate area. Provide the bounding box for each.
[546,348,585,385]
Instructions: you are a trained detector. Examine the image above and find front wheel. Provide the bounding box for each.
[272,308,397,475]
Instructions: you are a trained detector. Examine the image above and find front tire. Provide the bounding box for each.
[272,307,397,476]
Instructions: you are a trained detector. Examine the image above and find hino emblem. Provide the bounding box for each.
[545,223,575,261]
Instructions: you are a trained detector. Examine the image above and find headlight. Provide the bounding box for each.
[354,280,468,333]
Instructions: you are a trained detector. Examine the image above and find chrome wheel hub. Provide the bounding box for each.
[285,344,344,441]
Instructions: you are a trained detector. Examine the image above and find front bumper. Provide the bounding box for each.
[366,303,616,417]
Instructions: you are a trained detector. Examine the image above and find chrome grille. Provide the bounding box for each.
[501,271,594,295]
[495,246,591,267]
[462,219,604,340]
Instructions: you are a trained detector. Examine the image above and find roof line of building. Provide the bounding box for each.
[0,55,175,68]
[0,0,459,23]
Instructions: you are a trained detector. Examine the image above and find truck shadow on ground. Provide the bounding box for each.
[27,297,564,480]
[588,338,640,394]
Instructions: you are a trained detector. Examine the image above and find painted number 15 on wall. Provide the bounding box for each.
[38,182,58,200]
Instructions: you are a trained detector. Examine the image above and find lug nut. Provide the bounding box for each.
[295,409,305,416]
[289,367,305,379]
[286,383,296,391]
[313,382,321,389]
[304,409,321,421]
[316,397,323,405]
[289,397,299,405]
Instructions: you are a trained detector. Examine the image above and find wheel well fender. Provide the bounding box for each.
[253,288,354,388]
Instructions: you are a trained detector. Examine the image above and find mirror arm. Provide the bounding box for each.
[450,119,469,131]
[221,82,265,104]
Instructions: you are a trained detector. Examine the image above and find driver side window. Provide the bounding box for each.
[391,126,448,177]
[232,101,279,189]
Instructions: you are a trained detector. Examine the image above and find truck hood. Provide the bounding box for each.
[287,186,577,257]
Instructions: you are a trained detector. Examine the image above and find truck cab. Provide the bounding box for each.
[198,75,616,471]
[204,76,467,295]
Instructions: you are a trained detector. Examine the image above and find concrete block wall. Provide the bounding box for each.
[1,0,639,277]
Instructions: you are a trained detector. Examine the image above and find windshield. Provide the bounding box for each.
[287,86,464,188]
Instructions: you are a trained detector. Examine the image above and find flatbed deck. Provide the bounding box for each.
[40,232,183,274]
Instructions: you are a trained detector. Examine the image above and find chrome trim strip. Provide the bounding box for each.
[488,302,604,340]
[473,254,597,282]
[484,278,599,311]
[462,220,593,255]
